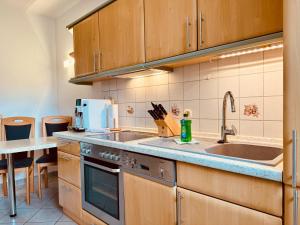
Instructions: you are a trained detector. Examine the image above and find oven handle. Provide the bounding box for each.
[83,160,121,174]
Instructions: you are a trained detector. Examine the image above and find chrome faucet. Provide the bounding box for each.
[218,91,237,143]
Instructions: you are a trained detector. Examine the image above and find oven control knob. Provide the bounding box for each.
[99,152,105,158]
[104,152,110,159]
[86,149,91,154]
[114,155,120,161]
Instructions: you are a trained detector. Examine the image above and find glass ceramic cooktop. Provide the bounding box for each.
[88,130,157,142]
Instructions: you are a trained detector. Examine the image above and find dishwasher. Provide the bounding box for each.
[122,151,177,225]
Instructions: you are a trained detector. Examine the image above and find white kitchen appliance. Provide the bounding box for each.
[77,99,118,132]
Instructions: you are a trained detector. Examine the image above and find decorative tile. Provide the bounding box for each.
[239,97,263,121]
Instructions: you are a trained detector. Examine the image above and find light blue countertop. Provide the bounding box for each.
[53,131,283,182]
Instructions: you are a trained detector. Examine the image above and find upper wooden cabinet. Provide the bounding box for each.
[198,0,283,49]
[144,0,197,61]
[73,13,100,77]
[98,0,145,71]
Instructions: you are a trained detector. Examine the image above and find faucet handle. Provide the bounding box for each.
[231,125,237,135]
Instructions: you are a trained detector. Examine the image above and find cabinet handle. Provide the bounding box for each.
[293,129,298,225]
[177,191,183,225]
[199,11,204,47]
[186,16,191,50]
[99,52,103,70]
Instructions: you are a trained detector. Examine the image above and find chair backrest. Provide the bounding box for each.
[42,116,72,159]
[42,116,72,137]
[1,117,35,160]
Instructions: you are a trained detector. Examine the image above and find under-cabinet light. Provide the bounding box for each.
[116,68,171,79]
[219,43,283,59]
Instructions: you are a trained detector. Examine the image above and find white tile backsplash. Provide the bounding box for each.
[97,49,283,140]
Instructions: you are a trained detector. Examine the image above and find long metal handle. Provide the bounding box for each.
[177,191,183,225]
[199,11,204,47]
[186,16,191,50]
[93,52,96,72]
[84,160,120,173]
[293,129,297,188]
[293,129,298,225]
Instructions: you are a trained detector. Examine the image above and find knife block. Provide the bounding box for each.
[154,114,180,137]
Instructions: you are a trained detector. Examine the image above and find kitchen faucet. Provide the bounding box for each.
[218,91,237,143]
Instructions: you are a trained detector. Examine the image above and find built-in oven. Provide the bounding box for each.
[80,142,124,225]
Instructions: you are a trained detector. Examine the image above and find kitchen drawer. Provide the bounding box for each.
[177,187,282,225]
[58,151,81,188]
[58,178,82,222]
[82,210,107,225]
[58,141,80,156]
[177,162,282,217]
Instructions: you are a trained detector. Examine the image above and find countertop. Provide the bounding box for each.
[53,131,283,182]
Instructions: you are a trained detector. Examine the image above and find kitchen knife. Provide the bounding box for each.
[151,102,164,118]
[158,104,168,115]
[148,110,158,120]
[152,109,164,120]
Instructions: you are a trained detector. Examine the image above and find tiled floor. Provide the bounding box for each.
[0,173,77,225]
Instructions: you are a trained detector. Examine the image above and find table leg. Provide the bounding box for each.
[7,154,16,217]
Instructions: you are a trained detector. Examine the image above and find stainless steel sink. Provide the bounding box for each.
[205,144,283,166]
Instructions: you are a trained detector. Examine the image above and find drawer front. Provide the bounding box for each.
[58,178,82,221]
[58,141,80,156]
[177,162,282,217]
[58,151,81,188]
[82,210,107,225]
[177,187,282,225]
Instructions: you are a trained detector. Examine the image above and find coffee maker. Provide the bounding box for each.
[74,99,84,131]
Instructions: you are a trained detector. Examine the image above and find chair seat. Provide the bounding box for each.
[0,158,33,170]
[36,154,57,164]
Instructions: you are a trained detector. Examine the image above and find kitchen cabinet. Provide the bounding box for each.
[82,210,107,225]
[144,0,197,61]
[283,0,300,224]
[73,13,100,77]
[177,187,282,225]
[58,141,80,157]
[124,172,176,225]
[58,151,81,188]
[197,0,283,49]
[98,0,145,71]
[59,178,82,224]
[177,162,282,216]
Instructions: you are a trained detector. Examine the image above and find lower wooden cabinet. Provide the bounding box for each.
[124,172,176,225]
[58,178,82,223]
[82,210,107,225]
[58,151,81,188]
[177,187,282,225]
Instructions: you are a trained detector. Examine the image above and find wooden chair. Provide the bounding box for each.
[0,117,35,204]
[36,116,72,199]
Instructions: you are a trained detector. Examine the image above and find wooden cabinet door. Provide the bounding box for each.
[198,0,283,49]
[98,0,145,71]
[58,178,82,221]
[58,151,81,188]
[124,172,176,225]
[82,210,107,225]
[73,13,100,77]
[283,0,300,187]
[177,187,282,225]
[284,185,300,225]
[58,141,80,157]
[144,0,197,61]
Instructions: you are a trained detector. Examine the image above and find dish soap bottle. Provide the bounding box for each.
[181,110,192,142]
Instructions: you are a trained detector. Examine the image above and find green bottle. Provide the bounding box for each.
[181,111,192,142]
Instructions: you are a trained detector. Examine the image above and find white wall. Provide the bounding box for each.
[0,1,57,136]
[55,0,108,116]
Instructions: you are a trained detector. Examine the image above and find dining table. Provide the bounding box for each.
[0,136,58,217]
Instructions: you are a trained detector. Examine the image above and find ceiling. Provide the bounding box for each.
[3,0,82,18]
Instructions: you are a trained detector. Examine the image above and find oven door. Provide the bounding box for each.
[81,156,124,225]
